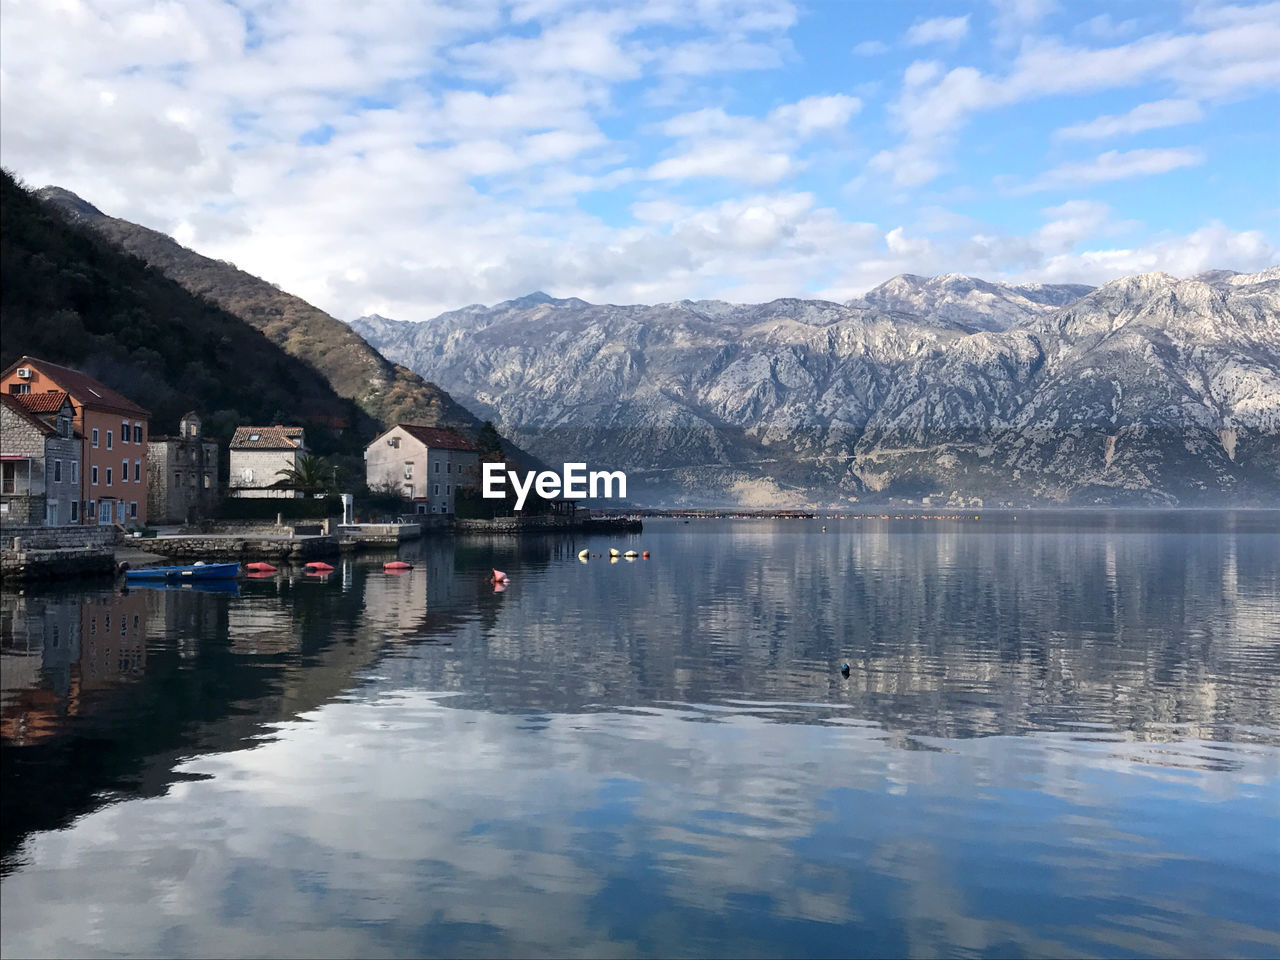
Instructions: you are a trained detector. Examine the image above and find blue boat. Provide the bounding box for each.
[124,562,241,582]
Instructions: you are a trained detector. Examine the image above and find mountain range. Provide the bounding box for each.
[353,269,1280,506]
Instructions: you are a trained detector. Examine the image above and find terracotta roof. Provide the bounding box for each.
[396,424,478,451]
[230,425,305,450]
[3,357,149,417]
[1,394,55,436]
[11,390,71,414]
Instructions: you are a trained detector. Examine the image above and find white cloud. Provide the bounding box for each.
[1018,147,1205,192]
[875,8,1280,187]
[647,94,858,184]
[905,16,970,47]
[852,40,888,56]
[1055,99,1204,140]
[0,0,1272,323]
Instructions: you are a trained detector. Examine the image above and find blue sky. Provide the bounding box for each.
[1,0,1277,319]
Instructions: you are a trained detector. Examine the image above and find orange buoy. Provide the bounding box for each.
[305,561,334,573]
[384,561,412,571]
[246,562,277,573]
[491,568,509,583]
[642,551,650,559]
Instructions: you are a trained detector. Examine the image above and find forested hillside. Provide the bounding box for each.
[0,170,368,457]
[35,184,486,439]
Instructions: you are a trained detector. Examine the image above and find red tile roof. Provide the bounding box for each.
[1,394,56,436]
[3,357,149,417]
[11,390,71,414]
[230,425,305,450]
[396,424,478,451]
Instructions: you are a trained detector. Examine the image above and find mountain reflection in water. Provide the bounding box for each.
[1,512,1278,959]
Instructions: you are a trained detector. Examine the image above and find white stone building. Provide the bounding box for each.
[364,424,479,515]
[228,425,307,498]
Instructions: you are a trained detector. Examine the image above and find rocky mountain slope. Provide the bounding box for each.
[34,186,488,441]
[353,271,1280,506]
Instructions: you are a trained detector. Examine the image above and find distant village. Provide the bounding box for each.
[0,355,483,531]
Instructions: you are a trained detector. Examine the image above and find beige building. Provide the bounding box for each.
[364,424,479,515]
[147,412,220,523]
[228,425,306,498]
[1,393,82,526]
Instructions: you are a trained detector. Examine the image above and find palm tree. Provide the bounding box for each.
[275,454,328,493]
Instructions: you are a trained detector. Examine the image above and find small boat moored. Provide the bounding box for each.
[125,562,241,581]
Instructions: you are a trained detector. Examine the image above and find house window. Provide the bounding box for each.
[447,462,452,474]
[404,461,413,478]
[402,484,413,499]
[241,468,253,483]
[248,433,260,442]
[134,460,140,482]
[54,459,62,483]
[1,462,15,494]
[106,467,113,486]
[46,500,58,525]
[91,465,99,486]
[71,462,79,484]
[434,461,440,473]
[175,472,182,487]
[133,424,142,444]
[106,430,113,450]
[122,458,129,481]
[433,483,440,496]
[9,382,30,394]
[92,428,99,448]
[203,474,210,489]
[129,501,137,519]
[59,414,72,437]
[71,500,79,522]
[122,421,130,443]
[98,500,110,523]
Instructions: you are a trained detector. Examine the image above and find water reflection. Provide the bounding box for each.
[1,513,1278,958]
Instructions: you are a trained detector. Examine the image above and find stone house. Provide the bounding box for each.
[1,393,82,526]
[228,426,307,498]
[1,356,150,525]
[147,412,220,523]
[364,424,479,515]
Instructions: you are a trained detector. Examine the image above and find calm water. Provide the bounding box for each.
[2,513,1278,958]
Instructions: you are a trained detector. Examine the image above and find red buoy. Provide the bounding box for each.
[384,561,412,572]
[246,561,277,573]
[491,568,509,583]
[641,551,650,559]
[305,561,335,573]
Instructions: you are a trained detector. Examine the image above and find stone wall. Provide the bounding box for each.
[144,534,340,561]
[0,524,117,581]
[228,448,301,496]
[455,514,574,534]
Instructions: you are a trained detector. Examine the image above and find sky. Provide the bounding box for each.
[1,0,1278,321]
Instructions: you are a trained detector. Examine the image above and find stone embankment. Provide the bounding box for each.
[2,524,118,580]
[142,534,341,562]
[456,515,643,535]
